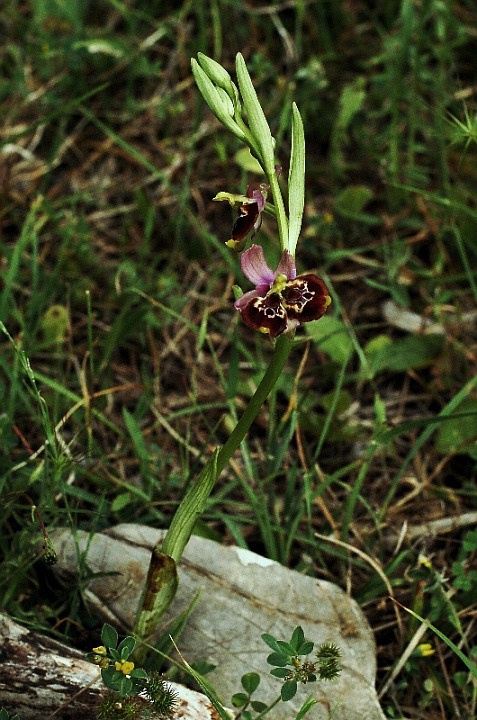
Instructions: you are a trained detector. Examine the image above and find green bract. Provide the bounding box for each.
[235,52,275,175]
[288,103,306,256]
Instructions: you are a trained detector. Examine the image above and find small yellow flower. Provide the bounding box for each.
[115,660,135,675]
[92,646,107,655]
[418,553,432,569]
[417,643,435,657]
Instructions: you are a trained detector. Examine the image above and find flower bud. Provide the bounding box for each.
[197,53,236,98]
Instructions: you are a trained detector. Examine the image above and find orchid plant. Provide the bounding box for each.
[132,53,331,657]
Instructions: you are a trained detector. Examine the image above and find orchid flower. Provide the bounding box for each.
[214,185,267,252]
[235,244,331,337]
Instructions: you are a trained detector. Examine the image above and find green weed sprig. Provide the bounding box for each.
[88,623,178,719]
[262,626,342,702]
[197,626,342,720]
[0,490,58,566]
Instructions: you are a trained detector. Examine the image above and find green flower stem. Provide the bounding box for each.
[216,333,293,475]
[133,335,294,645]
[253,695,282,719]
[266,169,289,254]
[161,449,219,563]
[164,333,294,560]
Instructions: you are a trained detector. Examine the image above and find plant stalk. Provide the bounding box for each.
[216,333,293,475]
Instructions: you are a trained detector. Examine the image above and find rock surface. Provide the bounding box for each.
[51,524,386,720]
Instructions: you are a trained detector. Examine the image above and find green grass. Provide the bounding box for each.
[1,1,477,718]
